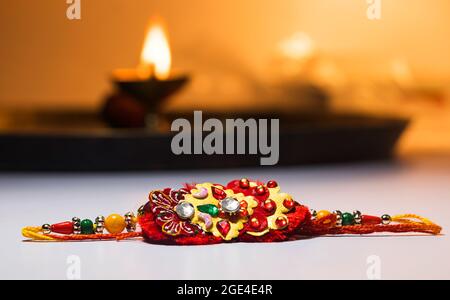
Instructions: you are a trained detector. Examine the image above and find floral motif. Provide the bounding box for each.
[149,188,200,236]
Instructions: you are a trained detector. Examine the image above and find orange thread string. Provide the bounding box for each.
[301,214,442,236]
[21,226,143,242]
[46,232,143,241]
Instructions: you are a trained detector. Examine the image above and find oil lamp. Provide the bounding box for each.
[105,21,189,128]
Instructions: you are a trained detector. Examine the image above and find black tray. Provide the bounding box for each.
[0,111,408,171]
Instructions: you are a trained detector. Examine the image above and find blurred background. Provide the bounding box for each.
[1,0,450,170]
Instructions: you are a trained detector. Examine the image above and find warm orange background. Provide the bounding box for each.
[1,0,450,154]
[1,0,449,110]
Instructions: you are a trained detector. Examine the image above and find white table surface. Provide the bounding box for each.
[1,157,449,280]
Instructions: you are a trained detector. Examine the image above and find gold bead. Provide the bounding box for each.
[316,210,332,224]
[316,210,331,219]
[42,224,51,234]
[105,214,126,234]
[381,214,392,225]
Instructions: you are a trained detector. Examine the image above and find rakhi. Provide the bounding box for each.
[22,179,442,244]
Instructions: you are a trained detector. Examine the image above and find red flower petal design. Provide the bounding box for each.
[149,188,199,236]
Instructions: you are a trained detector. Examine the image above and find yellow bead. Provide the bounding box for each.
[105,214,126,234]
[316,210,331,219]
[316,210,332,224]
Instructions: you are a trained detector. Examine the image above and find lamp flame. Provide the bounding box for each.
[140,23,172,80]
[279,32,315,60]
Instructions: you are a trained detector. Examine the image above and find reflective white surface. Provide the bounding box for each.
[1,158,449,279]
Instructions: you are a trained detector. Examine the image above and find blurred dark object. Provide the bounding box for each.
[0,109,408,171]
[278,82,330,112]
[103,76,189,128]
[113,75,188,115]
[102,93,146,128]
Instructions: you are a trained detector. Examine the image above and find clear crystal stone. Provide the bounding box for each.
[175,202,195,219]
[221,197,241,213]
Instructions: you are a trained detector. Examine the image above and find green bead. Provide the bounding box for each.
[197,204,219,217]
[80,219,94,234]
[342,212,355,226]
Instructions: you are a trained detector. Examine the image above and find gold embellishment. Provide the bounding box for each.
[246,229,270,237]
[246,185,293,236]
[184,183,258,240]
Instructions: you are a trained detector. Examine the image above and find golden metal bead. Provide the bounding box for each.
[42,224,51,234]
[381,214,392,225]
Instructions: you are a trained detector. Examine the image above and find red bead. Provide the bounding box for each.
[267,180,278,188]
[275,216,289,229]
[362,215,382,225]
[216,220,231,237]
[250,217,260,229]
[240,200,248,209]
[211,186,227,200]
[249,216,268,231]
[255,185,267,196]
[51,221,74,235]
[239,178,250,189]
[239,209,249,217]
[283,198,295,210]
[264,199,276,212]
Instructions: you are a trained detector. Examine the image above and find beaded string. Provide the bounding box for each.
[22,226,142,241]
[20,177,442,243]
[301,212,442,236]
[22,212,143,242]
[22,211,441,242]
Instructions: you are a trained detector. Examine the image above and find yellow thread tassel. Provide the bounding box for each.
[392,214,442,235]
[22,227,56,241]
